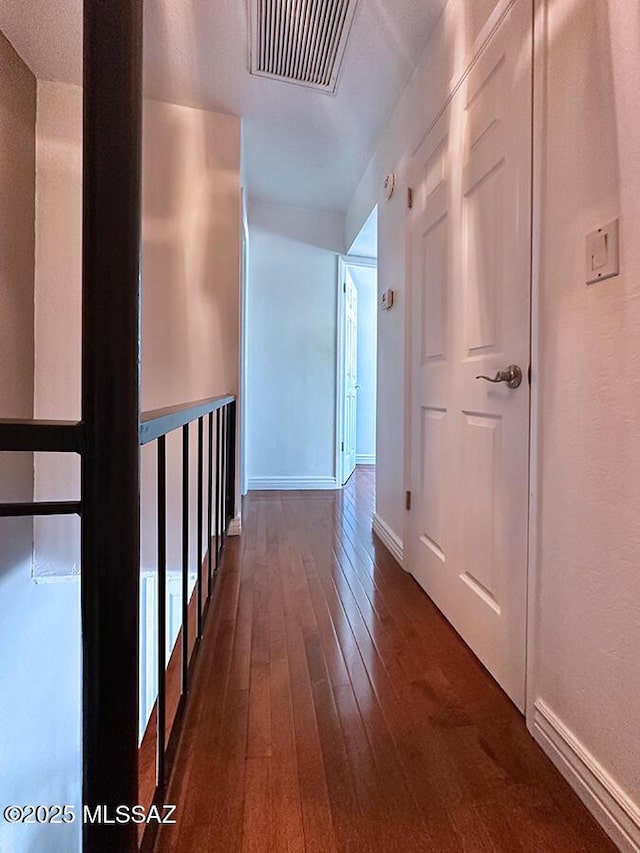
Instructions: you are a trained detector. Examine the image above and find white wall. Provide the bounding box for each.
[346,0,640,845]
[348,265,377,464]
[33,81,242,578]
[348,205,377,259]
[246,199,345,489]
[141,98,241,410]
[530,0,640,844]
[33,80,82,577]
[0,575,82,853]
[0,36,81,853]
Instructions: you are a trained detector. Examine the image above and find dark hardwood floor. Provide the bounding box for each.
[155,466,615,852]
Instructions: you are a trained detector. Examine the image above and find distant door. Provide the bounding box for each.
[408,0,532,710]
[342,272,358,483]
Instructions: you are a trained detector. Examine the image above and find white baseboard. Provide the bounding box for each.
[247,476,339,491]
[372,513,404,568]
[356,455,376,465]
[533,700,640,852]
[228,514,242,536]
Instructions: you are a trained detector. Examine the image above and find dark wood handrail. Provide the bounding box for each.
[0,501,82,518]
[139,394,235,445]
[0,394,235,456]
[0,419,82,452]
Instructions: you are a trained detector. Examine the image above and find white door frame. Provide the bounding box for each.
[525,0,545,727]
[401,0,538,713]
[239,191,250,499]
[336,255,377,486]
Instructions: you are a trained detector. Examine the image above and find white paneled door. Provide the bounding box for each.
[408,0,532,710]
[342,271,358,483]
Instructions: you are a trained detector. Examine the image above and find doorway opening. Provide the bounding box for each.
[337,206,378,487]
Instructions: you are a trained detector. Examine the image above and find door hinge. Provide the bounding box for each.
[343,281,346,293]
[341,441,345,452]
[405,490,412,511]
[528,364,532,385]
[407,187,414,210]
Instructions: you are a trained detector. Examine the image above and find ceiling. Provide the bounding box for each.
[0,0,446,213]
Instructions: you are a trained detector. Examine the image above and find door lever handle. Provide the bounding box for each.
[475,364,523,389]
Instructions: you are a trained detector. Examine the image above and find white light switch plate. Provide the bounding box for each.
[586,218,619,285]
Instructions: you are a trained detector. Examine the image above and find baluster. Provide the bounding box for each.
[222,405,228,543]
[156,436,167,790]
[196,417,203,639]
[207,411,213,596]
[181,424,189,696]
[215,408,221,571]
[228,400,237,523]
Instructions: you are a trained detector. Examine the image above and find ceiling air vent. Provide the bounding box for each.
[249,0,360,94]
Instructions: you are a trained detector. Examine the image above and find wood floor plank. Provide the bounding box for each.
[156,467,617,853]
[277,527,339,853]
[267,502,305,853]
[280,492,365,850]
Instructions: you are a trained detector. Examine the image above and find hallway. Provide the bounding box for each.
[156,468,614,852]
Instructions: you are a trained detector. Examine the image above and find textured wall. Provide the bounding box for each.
[532,0,640,825]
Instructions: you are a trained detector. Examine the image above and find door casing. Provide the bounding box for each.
[336,255,377,486]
